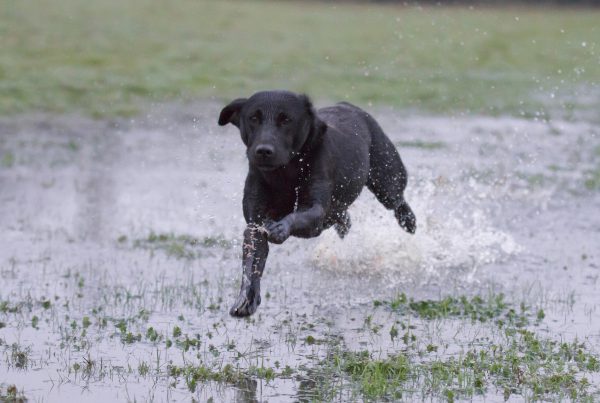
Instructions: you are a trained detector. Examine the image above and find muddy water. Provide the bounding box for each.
[0,103,599,401]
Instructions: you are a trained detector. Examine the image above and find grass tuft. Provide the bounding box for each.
[129,232,232,259]
[0,384,27,403]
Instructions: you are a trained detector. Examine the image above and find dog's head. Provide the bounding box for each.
[218,91,325,171]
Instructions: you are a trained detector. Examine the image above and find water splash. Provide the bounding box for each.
[311,179,519,283]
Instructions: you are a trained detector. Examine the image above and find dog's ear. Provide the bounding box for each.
[298,94,314,116]
[298,94,326,152]
[218,98,247,127]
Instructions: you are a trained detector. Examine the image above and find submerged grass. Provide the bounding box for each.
[2,272,598,402]
[325,330,600,402]
[168,363,279,393]
[129,232,232,259]
[375,293,536,326]
[584,146,600,190]
[336,351,410,400]
[294,293,600,401]
[1,0,598,117]
[0,384,27,403]
[396,140,446,150]
[1,152,15,168]
[585,166,600,191]
[153,293,600,401]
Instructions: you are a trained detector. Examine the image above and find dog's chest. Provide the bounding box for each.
[265,184,298,219]
[260,162,313,218]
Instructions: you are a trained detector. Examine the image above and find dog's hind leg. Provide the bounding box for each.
[334,210,351,239]
[365,117,416,234]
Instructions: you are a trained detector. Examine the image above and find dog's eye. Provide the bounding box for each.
[277,114,292,125]
[249,114,260,124]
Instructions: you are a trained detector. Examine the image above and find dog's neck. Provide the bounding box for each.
[254,156,306,189]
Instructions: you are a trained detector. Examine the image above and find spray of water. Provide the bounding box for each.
[310,178,519,284]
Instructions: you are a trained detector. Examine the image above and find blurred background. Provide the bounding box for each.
[1,0,598,119]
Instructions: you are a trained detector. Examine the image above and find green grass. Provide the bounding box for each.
[395,140,446,150]
[324,330,600,402]
[3,287,599,401]
[375,293,535,325]
[162,293,600,401]
[129,232,232,259]
[305,295,600,401]
[1,0,599,117]
[0,384,27,403]
[584,145,600,190]
[1,152,15,168]
[168,363,277,393]
[337,351,410,399]
[332,330,600,401]
[584,168,600,190]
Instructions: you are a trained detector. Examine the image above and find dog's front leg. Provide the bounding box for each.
[230,224,269,317]
[266,180,331,243]
[265,204,326,243]
[253,195,329,244]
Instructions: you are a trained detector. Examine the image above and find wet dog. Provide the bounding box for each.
[218,90,416,316]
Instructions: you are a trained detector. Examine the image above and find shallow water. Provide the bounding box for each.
[0,103,599,401]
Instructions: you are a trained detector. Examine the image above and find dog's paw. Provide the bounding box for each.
[230,290,261,317]
[395,202,416,234]
[265,219,291,244]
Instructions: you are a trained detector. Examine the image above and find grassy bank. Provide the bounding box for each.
[1,1,599,117]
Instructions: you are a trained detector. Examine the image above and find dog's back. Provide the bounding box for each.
[313,103,373,221]
[317,101,416,234]
[317,102,372,144]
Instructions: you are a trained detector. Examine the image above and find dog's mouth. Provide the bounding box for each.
[256,163,280,171]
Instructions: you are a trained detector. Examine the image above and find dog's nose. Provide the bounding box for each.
[255,145,274,158]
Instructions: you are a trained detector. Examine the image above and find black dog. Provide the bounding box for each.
[218,90,416,317]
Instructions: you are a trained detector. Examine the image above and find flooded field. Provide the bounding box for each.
[1,102,599,401]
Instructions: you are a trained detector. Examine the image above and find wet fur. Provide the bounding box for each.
[218,90,416,316]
